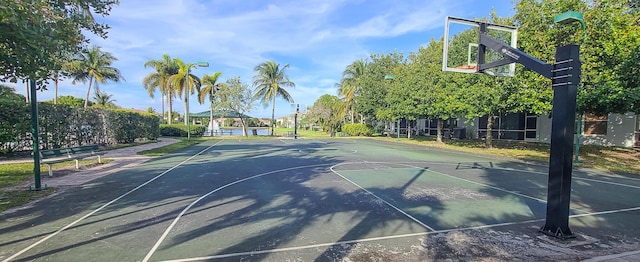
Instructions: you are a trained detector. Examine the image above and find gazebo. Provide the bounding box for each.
[188,110,253,125]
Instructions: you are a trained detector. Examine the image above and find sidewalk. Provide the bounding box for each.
[2,138,181,188]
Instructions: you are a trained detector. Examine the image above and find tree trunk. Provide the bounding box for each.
[183,89,189,125]
[486,115,494,148]
[54,74,59,105]
[436,118,443,143]
[209,100,215,136]
[239,117,248,137]
[184,80,190,126]
[25,80,29,103]
[84,76,94,108]
[350,105,355,124]
[161,92,165,123]
[271,95,276,136]
[167,94,173,125]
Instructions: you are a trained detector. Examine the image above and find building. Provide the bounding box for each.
[412,112,639,148]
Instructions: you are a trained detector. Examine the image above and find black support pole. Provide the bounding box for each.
[540,44,581,239]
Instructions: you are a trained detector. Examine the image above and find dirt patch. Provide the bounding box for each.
[319,227,640,261]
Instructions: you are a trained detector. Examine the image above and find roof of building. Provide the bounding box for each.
[189,110,253,118]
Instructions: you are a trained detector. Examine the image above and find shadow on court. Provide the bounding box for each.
[1,139,639,261]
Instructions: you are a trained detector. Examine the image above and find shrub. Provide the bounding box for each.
[342,123,372,136]
[160,124,205,137]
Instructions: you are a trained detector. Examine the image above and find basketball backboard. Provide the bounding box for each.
[442,16,518,77]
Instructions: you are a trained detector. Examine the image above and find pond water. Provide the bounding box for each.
[204,128,269,136]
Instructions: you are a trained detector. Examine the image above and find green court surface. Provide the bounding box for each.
[0,138,639,261]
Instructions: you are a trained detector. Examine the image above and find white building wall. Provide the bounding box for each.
[416,113,637,148]
[536,113,636,147]
[580,113,636,147]
[538,115,553,143]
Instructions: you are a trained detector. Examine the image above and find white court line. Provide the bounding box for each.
[279,139,290,145]
[398,163,552,206]
[160,205,640,262]
[394,161,640,191]
[142,163,334,262]
[329,163,436,231]
[2,140,224,262]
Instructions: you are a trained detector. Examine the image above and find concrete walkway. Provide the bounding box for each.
[2,138,181,188]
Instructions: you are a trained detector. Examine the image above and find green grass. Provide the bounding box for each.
[0,159,112,213]
[0,188,56,212]
[274,127,332,138]
[138,137,205,157]
[373,136,640,176]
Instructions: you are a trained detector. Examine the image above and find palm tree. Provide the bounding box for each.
[198,72,227,135]
[338,59,367,124]
[66,45,123,108]
[143,54,179,124]
[93,89,117,108]
[253,60,295,136]
[169,58,202,125]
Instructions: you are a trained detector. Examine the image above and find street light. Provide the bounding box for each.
[294,104,299,139]
[186,61,209,140]
[384,74,399,141]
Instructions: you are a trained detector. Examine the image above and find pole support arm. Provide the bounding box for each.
[479,33,552,79]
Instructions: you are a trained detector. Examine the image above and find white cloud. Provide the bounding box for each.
[4,0,515,118]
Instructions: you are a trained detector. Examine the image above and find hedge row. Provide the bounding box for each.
[0,95,160,154]
[160,124,206,137]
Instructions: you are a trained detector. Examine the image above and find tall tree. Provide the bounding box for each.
[338,59,367,123]
[354,52,404,130]
[66,45,123,108]
[143,54,179,124]
[0,0,119,88]
[169,59,201,125]
[253,60,296,136]
[198,71,228,134]
[308,94,345,134]
[214,77,258,137]
[514,0,640,114]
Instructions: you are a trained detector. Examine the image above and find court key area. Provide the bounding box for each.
[1,138,639,261]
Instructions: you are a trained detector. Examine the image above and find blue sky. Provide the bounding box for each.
[12,0,515,118]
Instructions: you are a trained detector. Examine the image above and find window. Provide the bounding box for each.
[478,113,535,141]
[583,114,608,135]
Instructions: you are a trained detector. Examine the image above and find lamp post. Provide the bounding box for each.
[384,74,399,141]
[186,61,209,140]
[294,104,299,139]
[554,11,587,163]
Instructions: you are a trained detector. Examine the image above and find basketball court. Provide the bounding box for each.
[1,138,639,261]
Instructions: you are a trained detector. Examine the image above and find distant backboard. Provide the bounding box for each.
[442,16,518,77]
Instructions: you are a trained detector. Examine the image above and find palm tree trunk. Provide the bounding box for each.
[271,95,276,136]
[167,94,173,125]
[209,100,214,136]
[161,93,165,123]
[84,76,94,108]
[350,105,355,124]
[184,96,189,125]
[183,79,190,126]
